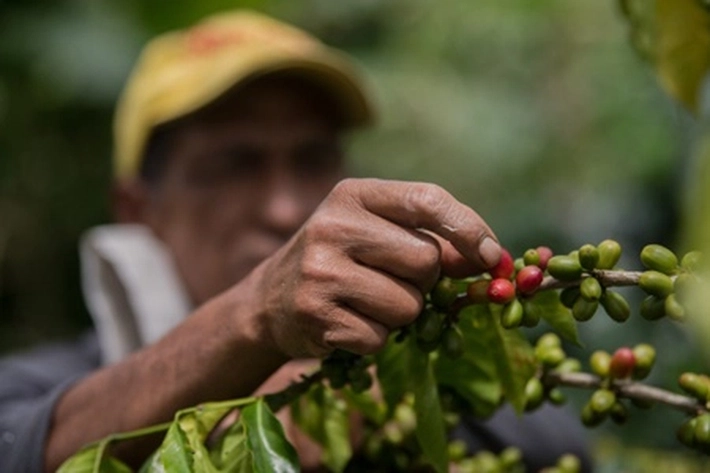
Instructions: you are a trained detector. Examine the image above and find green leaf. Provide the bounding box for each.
[241,398,299,473]
[621,0,710,114]
[291,383,352,472]
[151,398,254,472]
[460,305,536,414]
[375,335,448,473]
[341,387,387,425]
[209,419,253,473]
[374,335,411,414]
[529,290,581,345]
[408,339,448,473]
[57,443,132,473]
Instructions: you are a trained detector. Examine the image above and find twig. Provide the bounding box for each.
[536,270,644,292]
[545,371,704,416]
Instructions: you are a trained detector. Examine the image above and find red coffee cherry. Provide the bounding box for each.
[609,347,636,379]
[516,265,544,294]
[490,249,515,280]
[487,278,516,304]
[536,246,554,270]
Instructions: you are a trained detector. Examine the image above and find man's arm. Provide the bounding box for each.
[44,178,501,471]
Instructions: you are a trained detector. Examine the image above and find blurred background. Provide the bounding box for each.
[0,0,706,470]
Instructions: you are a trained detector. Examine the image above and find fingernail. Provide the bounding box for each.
[479,237,501,268]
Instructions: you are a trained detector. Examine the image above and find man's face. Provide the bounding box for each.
[140,77,345,305]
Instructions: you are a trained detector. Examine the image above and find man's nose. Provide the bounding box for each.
[260,170,309,236]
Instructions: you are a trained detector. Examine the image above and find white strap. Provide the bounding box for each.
[80,224,192,364]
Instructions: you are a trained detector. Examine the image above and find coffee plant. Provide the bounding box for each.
[56,0,710,471]
[57,240,710,473]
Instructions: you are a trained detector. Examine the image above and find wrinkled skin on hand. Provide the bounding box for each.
[242,178,501,360]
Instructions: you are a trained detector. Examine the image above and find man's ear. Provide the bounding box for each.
[111,179,152,224]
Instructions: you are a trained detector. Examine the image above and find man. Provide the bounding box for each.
[0,10,589,472]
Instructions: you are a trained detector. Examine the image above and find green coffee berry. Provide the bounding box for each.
[578,244,600,271]
[678,417,698,448]
[524,377,545,411]
[572,297,598,322]
[640,295,666,321]
[590,389,616,414]
[632,344,656,380]
[695,413,710,444]
[349,370,373,393]
[590,350,611,377]
[499,446,523,469]
[548,387,566,405]
[538,346,566,368]
[447,439,468,462]
[559,287,580,309]
[329,370,348,389]
[678,372,709,400]
[681,250,703,272]
[514,257,525,272]
[610,401,629,425]
[501,299,524,329]
[524,248,541,267]
[664,294,686,321]
[521,299,542,327]
[640,244,679,275]
[415,309,444,343]
[580,277,602,301]
[638,270,674,298]
[600,291,630,322]
[537,332,562,350]
[547,255,583,281]
[557,453,581,473]
[580,402,606,427]
[441,325,464,359]
[430,277,460,309]
[555,358,582,374]
[596,239,622,270]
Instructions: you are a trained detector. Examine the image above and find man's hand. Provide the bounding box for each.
[242,178,501,360]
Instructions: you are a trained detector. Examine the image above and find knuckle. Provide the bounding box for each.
[416,183,450,212]
[412,237,442,271]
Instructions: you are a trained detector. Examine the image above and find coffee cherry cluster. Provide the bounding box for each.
[580,345,656,427]
[464,247,551,329]
[320,349,373,393]
[524,334,581,412]
[412,307,464,358]
[638,245,703,322]
[450,446,525,473]
[677,413,710,454]
[552,240,634,323]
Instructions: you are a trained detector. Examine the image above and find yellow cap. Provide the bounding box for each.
[113,10,374,179]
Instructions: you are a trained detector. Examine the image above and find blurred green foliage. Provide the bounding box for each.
[0,0,703,467]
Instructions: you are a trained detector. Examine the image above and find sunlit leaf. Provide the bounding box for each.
[241,398,299,473]
[621,0,710,114]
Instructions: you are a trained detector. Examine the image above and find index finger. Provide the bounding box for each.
[343,178,502,271]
